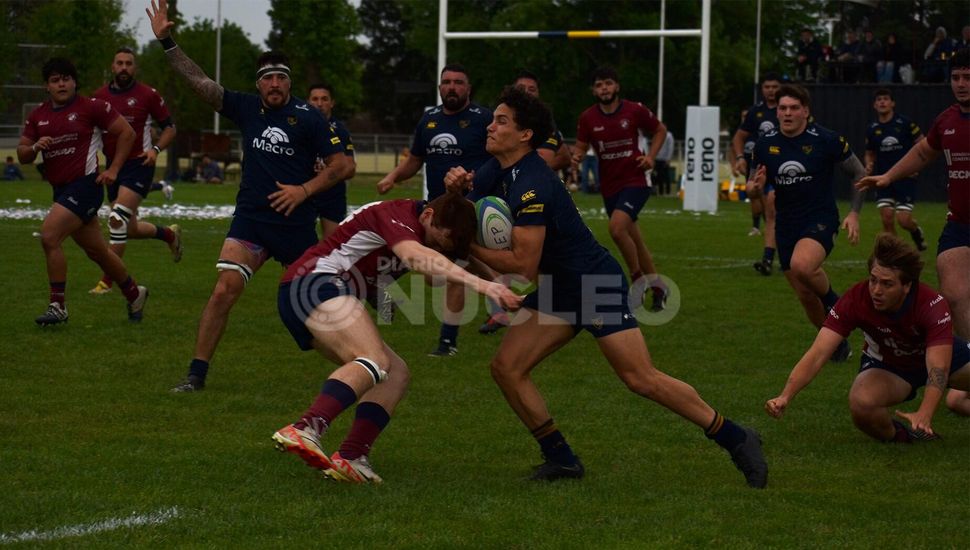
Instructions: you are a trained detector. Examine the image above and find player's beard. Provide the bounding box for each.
[114,72,132,88]
[597,92,616,105]
[442,93,467,111]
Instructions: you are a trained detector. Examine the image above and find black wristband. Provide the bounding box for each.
[159,36,177,51]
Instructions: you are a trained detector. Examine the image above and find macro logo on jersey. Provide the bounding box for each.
[427,133,462,156]
[759,120,775,135]
[776,160,811,186]
[879,135,902,153]
[253,126,295,156]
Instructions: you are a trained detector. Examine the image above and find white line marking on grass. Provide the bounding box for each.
[0,507,181,545]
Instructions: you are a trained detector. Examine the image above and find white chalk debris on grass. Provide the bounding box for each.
[0,506,181,544]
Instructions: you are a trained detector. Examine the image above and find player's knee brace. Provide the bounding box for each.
[108,204,134,244]
[216,259,254,285]
[353,357,387,385]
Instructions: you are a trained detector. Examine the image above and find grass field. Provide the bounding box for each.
[0,175,965,548]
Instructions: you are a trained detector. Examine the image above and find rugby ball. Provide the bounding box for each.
[475,196,513,250]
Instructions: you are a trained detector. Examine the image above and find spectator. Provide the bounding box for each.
[859,30,883,82]
[796,29,823,82]
[579,144,598,193]
[653,131,675,196]
[199,154,222,184]
[3,156,24,180]
[922,26,956,83]
[877,33,904,83]
[956,25,970,50]
[835,30,863,82]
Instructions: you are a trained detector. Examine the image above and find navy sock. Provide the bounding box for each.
[532,419,578,465]
[439,323,459,347]
[822,286,839,312]
[189,358,209,380]
[752,215,761,229]
[763,247,775,263]
[705,412,746,450]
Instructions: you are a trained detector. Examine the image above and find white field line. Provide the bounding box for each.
[0,507,181,545]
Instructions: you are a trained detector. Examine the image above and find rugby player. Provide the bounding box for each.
[376,63,492,356]
[766,234,969,441]
[858,49,970,411]
[272,193,522,483]
[864,88,927,250]
[18,58,149,325]
[147,0,354,392]
[573,67,669,312]
[89,47,182,295]
[749,84,867,362]
[307,82,356,240]
[447,87,768,488]
[731,73,782,273]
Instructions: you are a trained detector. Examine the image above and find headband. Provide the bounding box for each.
[257,64,291,80]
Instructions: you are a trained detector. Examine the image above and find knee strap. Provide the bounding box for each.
[108,204,134,244]
[353,357,387,385]
[216,259,254,284]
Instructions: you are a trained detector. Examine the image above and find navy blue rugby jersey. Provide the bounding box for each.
[740,101,778,140]
[865,115,921,176]
[220,90,343,225]
[409,102,492,199]
[316,116,355,201]
[753,123,853,225]
[470,152,612,286]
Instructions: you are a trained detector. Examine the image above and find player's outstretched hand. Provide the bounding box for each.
[894,409,935,437]
[765,396,789,418]
[147,0,175,39]
[377,177,394,195]
[268,181,306,217]
[486,281,523,312]
[855,174,890,191]
[841,212,860,245]
[443,166,473,194]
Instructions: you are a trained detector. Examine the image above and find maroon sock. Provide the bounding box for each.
[294,379,357,432]
[155,225,174,243]
[117,277,139,303]
[49,282,66,306]
[338,402,391,460]
[99,274,113,287]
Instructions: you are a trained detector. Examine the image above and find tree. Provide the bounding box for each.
[266,0,363,113]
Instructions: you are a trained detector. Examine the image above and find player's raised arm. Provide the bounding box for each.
[147,0,224,111]
[765,327,844,418]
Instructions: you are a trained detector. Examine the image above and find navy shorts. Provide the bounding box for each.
[521,256,638,339]
[311,182,347,223]
[278,273,356,351]
[52,174,103,223]
[107,158,156,202]
[858,337,970,401]
[937,221,970,255]
[874,178,917,211]
[775,217,839,271]
[603,186,651,221]
[226,216,319,266]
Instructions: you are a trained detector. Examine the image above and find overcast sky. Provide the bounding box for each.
[123,0,274,48]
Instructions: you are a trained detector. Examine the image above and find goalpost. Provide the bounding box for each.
[436,0,719,213]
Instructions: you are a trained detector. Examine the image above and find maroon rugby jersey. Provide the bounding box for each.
[281,200,426,296]
[925,104,970,223]
[823,281,953,371]
[22,95,121,186]
[576,100,660,197]
[94,82,171,161]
